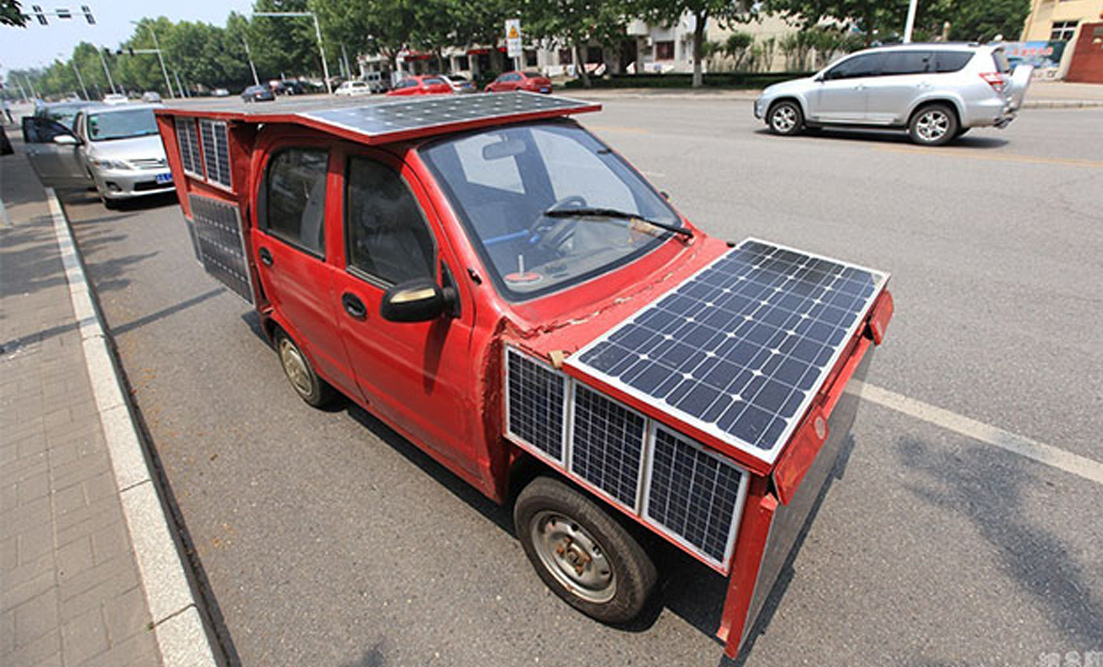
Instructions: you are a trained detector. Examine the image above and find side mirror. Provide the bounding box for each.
[380,278,456,323]
[53,134,79,145]
[813,74,825,83]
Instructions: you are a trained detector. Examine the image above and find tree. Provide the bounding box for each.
[638,0,750,87]
[250,0,322,80]
[931,0,1029,42]
[1,0,27,27]
[522,0,629,88]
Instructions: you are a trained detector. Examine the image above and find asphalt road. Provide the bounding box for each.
[58,100,1103,667]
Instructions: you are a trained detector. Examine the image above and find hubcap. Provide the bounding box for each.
[278,339,313,397]
[531,511,615,603]
[916,111,949,142]
[772,106,797,132]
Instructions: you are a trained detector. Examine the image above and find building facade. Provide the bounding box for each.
[1020,0,1103,79]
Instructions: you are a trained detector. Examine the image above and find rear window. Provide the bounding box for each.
[423,77,445,86]
[523,71,543,78]
[991,49,1012,74]
[934,51,974,73]
[262,149,328,256]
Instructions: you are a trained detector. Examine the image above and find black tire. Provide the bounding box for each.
[514,476,657,624]
[274,329,336,408]
[767,100,804,136]
[100,196,118,210]
[908,103,958,146]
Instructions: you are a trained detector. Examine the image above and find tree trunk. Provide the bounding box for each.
[574,42,591,88]
[692,9,708,88]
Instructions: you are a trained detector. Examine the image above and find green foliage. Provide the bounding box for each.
[1,0,27,27]
[635,0,752,86]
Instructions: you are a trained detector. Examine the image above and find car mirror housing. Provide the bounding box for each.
[380,278,455,323]
[53,134,80,145]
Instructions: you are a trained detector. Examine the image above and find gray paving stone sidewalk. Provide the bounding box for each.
[1,140,162,666]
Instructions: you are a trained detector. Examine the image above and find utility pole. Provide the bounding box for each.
[242,36,260,86]
[341,43,352,80]
[131,21,175,98]
[24,75,38,100]
[173,70,187,98]
[64,54,89,99]
[98,48,118,94]
[254,11,332,94]
[903,0,919,43]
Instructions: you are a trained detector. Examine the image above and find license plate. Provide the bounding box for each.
[155,172,173,184]
[540,88,550,93]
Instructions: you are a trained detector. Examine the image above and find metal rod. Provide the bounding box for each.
[69,58,89,99]
[173,70,186,98]
[903,0,919,43]
[97,48,118,94]
[242,36,260,86]
[135,22,175,99]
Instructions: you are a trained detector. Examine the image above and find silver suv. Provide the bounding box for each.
[755,43,1031,146]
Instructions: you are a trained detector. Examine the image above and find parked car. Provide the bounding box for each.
[364,70,391,93]
[385,75,453,96]
[33,100,101,133]
[23,104,173,207]
[754,43,1032,146]
[279,80,308,96]
[485,71,553,94]
[242,84,276,103]
[441,74,477,94]
[141,91,163,104]
[334,80,373,97]
[153,93,894,662]
[211,88,231,98]
[103,93,129,105]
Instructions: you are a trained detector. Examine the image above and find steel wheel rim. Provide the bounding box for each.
[531,511,616,603]
[916,110,949,142]
[278,339,313,397]
[772,105,797,132]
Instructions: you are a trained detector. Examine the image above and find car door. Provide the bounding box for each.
[809,53,884,123]
[252,143,359,399]
[327,147,479,475]
[864,50,934,124]
[22,116,89,188]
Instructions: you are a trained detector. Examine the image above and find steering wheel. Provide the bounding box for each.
[528,195,587,250]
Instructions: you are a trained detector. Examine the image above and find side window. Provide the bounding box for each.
[826,54,883,80]
[934,51,974,73]
[881,51,932,75]
[345,157,435,285]
[262,149,328,256]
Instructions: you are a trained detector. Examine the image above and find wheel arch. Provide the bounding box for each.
[907,96,965,128]
[766,95,808,120]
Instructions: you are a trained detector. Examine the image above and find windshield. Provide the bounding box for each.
[420,122,682,301]
[86,108,158,141]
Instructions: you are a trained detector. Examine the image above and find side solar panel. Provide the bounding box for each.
[175,117,202,178]
[506,348,566,463]
[567,238,887,465]
[570,385,646,509]
[198,119,232,189]
[188,194,253,304]
[644,426,747,566]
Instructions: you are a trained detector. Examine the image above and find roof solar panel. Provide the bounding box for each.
[298,92,596,141]
[566,239,887,465]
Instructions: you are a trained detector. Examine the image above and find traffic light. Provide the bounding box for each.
[31,5,48,25]
[56,7,72,20]
[82,5,95,24]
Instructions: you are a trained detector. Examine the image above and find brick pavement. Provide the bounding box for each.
[1,137,163,666]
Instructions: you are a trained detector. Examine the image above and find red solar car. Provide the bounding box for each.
[485,71,553,94]
[386,75,454,96]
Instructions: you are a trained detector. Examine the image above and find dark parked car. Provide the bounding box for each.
[242,85,276,103]
[485,71,553,94]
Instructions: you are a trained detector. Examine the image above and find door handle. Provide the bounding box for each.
[341,292,366,320]
[258,247,273,266]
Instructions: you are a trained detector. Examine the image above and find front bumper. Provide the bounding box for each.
[92,167,175,200]
[753,97,765,119]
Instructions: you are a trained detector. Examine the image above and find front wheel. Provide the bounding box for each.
[909,104,958,146]
[514,477,657,624]
[768,100,804,136]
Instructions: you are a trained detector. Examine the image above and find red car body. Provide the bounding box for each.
[386,75,454,96]
[154,94,892,661]
[485,71,553,94]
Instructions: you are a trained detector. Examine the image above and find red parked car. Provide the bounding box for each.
[485,71,553,94]
[154,93,893,662]
[386,75,454,96]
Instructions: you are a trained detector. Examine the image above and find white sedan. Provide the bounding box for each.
[334,81,373,97]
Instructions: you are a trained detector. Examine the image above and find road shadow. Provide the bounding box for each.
[0,222,69,300]
[752,127,1010,149]
[896,435,1103,645]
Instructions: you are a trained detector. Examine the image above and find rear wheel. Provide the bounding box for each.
[514,476,657,624]
[274,329,335,407]
[909,104,958,146]
[768,100,804,136]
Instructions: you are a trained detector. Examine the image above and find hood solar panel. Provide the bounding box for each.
[570,385,647,509]
[644,426,748,566]
[505,348,567,463]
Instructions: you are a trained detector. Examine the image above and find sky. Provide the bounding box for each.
[1,0,255,75]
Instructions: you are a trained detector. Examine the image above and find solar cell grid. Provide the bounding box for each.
[569,239,886,463]
[506,349,566,462]
[570,385,646,508]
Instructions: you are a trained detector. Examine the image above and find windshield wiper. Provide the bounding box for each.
[543,206,693,238]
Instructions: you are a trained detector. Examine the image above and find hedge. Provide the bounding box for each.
[561,71,814,90]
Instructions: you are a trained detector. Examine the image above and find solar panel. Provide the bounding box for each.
[506,348,567,462]
[566,239,887,465]
[298,92,595,140]
[188,194,253,304]
[644,425,747,565]
[570,385,647,509]
[175,117,202,178]
[199,119,232,189]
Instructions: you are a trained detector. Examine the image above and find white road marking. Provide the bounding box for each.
[849,381,1103,486]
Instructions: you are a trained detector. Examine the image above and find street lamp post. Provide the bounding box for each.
[97,48,118,94]
[254,11,333,94]
[64,54,90,99]
[131,21,175,98]
[242,37,260,86]
[903,0,919,43]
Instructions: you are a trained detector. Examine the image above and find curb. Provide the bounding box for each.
[44,188,220,667]
[1022,99,1103,109]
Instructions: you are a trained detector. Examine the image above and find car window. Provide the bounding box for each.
[934,51,974,73]
[345,157,435,285]
[423,77,445,86]
[397,80,415,89]
[826,53,884,80]
[991,49,1011,74]
[263,148,328,256]
[86,108,159,141]
[881,51,932,75]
